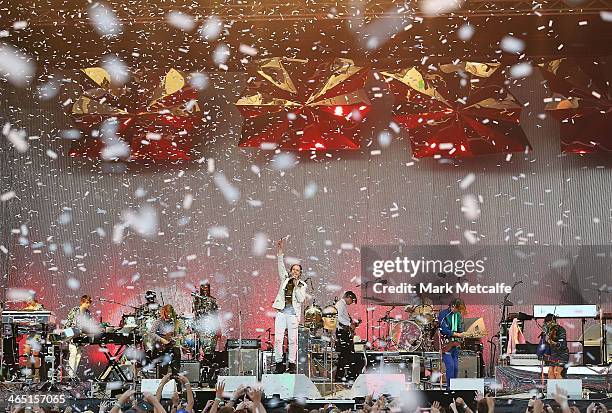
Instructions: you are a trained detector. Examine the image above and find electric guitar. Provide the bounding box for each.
[348,317,362,339]
[155,330,185,353]
[441,331,487,352]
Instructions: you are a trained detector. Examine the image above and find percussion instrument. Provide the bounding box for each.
[411,304,435,325]
[183,333,197,353]
[390,320,423,351]
[304,304,323,330]
[120,314,138,328]
[322,305,338,331]
[139,314,158,351]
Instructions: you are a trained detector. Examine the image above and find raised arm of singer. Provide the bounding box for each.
[271,238,307,374]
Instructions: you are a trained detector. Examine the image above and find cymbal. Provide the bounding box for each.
[378,316,397,322]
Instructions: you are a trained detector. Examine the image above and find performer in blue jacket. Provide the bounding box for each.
[438,298,466,388]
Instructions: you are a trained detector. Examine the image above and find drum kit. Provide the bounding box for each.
[303,301,438,352]
[120,310,202,356]
[377,304,438,352]
[304,303,339,332]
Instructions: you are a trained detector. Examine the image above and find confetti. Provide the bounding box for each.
[166,11,196,31]
[0,45,35,87]
[88,2,123,37]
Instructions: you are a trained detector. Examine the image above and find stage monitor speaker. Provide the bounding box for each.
[547,379,583,399]
[450,378,485,394]
[261,373,321,399]
[364,353,420,384]
[228,348,260,378]
[351,374,406,397]
[180,361,201,383]
[217,376,258,392]
[583,346,601,365]
[142,378,176,399]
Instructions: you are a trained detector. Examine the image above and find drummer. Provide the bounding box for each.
[137,291,161,354]
[404,293,434,322]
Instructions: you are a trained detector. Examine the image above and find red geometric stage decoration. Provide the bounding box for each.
[68,67,201,161]
[540,58,612,154]
[235,57,371,151]
[383,63,531,158]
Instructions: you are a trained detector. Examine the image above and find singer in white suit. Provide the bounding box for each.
[272,238,307,373]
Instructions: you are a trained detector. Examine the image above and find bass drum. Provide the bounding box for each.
[390,320,423,351]
[321,305,338,331]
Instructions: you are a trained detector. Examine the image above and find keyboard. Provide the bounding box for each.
[2,310,56,324]
[72,332,140,345]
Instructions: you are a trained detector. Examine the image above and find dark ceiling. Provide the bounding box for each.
[1,0,611,76]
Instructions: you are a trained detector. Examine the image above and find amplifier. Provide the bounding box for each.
[583,346,601,365]
[228,349,260,378]
[227,339,261,349]
[458,353,479,378]
[180,361,201,384]
[516,343,539,354]
[509,354,540,366]
[422,352,480,380]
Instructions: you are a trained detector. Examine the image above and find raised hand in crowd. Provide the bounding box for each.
[110,389,136,413]
[177,374,195,413]
[247,387,267,413]
[552,385,570,413]
[156,373,174,401]
[587,402,608,413]
[144,391,167,413]
[98,400,111,413]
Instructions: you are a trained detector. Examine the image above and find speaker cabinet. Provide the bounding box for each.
[228,349,260,378]
[458,353,479,378]
[180,361,201,383]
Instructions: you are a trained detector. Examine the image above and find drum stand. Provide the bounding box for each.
[437,332,445,390]
[37,343,62,393]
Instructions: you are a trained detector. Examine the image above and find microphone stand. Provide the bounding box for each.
[0,300,5,381]
[236,295,243,376]
[490,281,521,377]
[99,298,139,311]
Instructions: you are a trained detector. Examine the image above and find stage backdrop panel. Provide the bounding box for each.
[1,70,611,368]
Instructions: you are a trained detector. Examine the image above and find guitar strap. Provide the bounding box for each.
[451,312,460,333]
